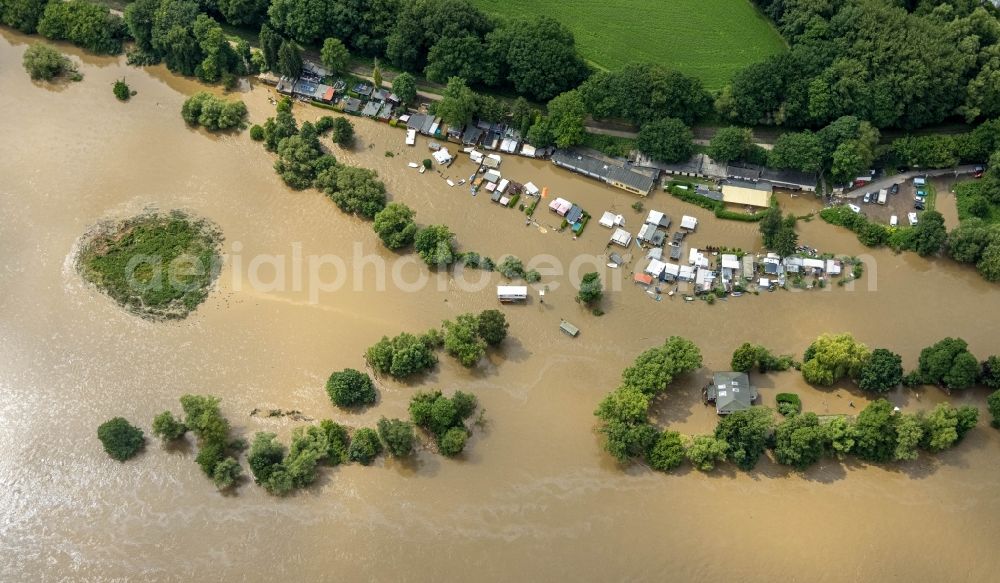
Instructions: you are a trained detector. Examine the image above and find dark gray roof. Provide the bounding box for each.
[707,372,756,414]
[760,168,818,190]
[407,113,428,130]
[566,205,584,224]
[361,100,382,117]
[669,245,682,260]
[724,178,774,193]
[343,98,362,113]
[660,155,705,175]
[462,125,484,144]
[551,150,654,194]
[726,163,763,181]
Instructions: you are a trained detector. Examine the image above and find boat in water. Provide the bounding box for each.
[408,162,419,168]
[419,166,426,174]
[446,179,455,187]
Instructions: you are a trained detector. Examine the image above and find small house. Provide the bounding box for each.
[566,205,584,224]
[638,223,658,244]
[705,372,758,415]
[662,262,681,282]
[680,215,698,231]
[645,259,667,278]
[343,98,362,114]
[721,180,773,208]
[611,228,632,247]
[645,210,670,228]
[599,211,623,229]
[361,100,382,117]
[634,272,654,286]
[432,148,453,166]
[742,255,756,279]
[523,182,540,196]
[548,197,573,216]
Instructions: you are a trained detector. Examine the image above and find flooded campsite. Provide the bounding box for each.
[2,29,1000,582]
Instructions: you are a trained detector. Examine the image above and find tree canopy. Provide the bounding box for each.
[636,117,694,163]
[858,348,904,393]
[373,202,418,250]
[801,333,871,386]
[620,337,702,396]
[97,417,145,461]
[714,407,774,471]
[915,337,980,390]
[325,368,377,408]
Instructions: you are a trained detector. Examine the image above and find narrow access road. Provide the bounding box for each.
[842,165,981,198]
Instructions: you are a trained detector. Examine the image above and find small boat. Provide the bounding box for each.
[458,179,466,185]
[408,162,419,168]
[606,262,617,268]
[731,291,743,297]
[683,295,695,302]
[667,290,675,297]
[446,179,455,187]
[419,166,426,174]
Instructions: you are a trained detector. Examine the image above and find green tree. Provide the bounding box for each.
[366,332,438,378]
[372,59,382,89]
[391,72,417,107]
[217,0,268,27]
[546,90,587,149]
[982,356,1000,390]
[598,420,658,463]
[647,430,686,472]
[714,407,774,470]
[773,215,798,257]
[38,0,127,55]
[768,130,823,173]
[320,37,349,75]
[773,412,826,470]
[758,206,783,248]
[317,165,387,219]
[636,117,694,163]
[373,202,418,249]
[487,15,588,101]
[801,333,871,386]
[438,426,468,456]
[577,272,603,305]
[892,413,924,461]
[824,416,855,458]
[595,387,650,425]
[325,368,377,408]
[277,39,303,78]
[414,224,456,266]
[212,456,242,489]
[97,417,145,461]
[257,23,282,71]
[273,132,325,189]
[917,337,978,390]
[151,411,187,441]
[904,210,947,256]
[435,76,478,127]
[348,428,382,465]
[476,309,508,346]
[620,337,703,396]
[858,348,904,393]
[497,256,525,279]
[578,63,710,126]
[329,117,355,148]
[181,92,248,131]
[850,399,897,463]
[22,43,79,81]
[987,390,1000,428]
[708,126,753,163]
[247,432,285,485]
[685,435,729,471]
[443,313,487,367]
[918,403,975,453]
[425,35,490,84]
[377,417,415,457]
[113,79,131,101]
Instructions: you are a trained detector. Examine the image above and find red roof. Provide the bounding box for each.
[634,273,653,285]
[323,87,334,101]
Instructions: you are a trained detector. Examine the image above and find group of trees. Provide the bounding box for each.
[247,421,347,495]
[181,92,248,131]
[37,0,128,55]
[907,337,982,390]
[408,389,478,456]
[758,206,798,257]
[764,116,880,183]
[366,330,439,378]
[125,0,254,84]
[727,2,1000,130]
[594,337,703,463]
[947,216,1000,281]
[730,343,796,374]
[442,310,508,367]
[150,395,243,490]
[821,204,949,257]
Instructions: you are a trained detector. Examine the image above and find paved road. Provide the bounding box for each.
[842,165,981,199]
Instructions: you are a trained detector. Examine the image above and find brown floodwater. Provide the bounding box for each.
[2,29,999,582]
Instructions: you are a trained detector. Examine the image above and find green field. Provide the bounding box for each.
[470,0,786,89]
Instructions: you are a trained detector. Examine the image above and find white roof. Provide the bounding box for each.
[688,248,708,268]
[524,182,540,195]
[663,262,680,276]
[696,267,716,285]
[681,215,698,230]
[432,148,452,164]
[611,228,632,246]
[646,210,665,225]
[803,258,825,269]
[599,211,617,228]
[678,265,695,281]
[646,247,663,260]
[638,223,657,241]
[645,259,667,276]
[487,153,502,162]
[497,285,528,297]
[497,178,510,192]
[759,277,771,287]
[721,254,740,269]
[826,260,842,275]
[469,150,484,163]
[521,144,537,157]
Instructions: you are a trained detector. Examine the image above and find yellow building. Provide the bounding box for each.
[721,181,772,208]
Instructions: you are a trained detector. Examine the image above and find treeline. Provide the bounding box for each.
[733,1,1000,130]
[596,333,1000,473]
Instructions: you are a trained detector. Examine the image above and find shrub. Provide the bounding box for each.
[250,124,265,141]
[181,92,247,131]
[377,417,415,457]
[97,417,144,461]
[987,390,1000,428]
[113,79,130,101]
[22,43,80,81]
[775,393,802,416]
[325,368,377,408]
[151,411,187,441]
[438,427,468,456]
[211,457,242,489]
[647,430,685,471]
[577,272,603,305]
[348,428,382,465]
[498,256,526,279]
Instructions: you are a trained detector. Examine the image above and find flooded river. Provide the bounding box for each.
[2,30,999,582]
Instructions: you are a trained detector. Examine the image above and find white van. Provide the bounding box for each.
[890,215,898,226]
[908,212,919,226]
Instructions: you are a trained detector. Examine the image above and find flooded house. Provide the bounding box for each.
[551,150,656,196]
[705,372,758,414]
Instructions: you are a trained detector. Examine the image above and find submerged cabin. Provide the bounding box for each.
[706,372,758,415]
[497,285,528,303]
[551,150,655,196]
[559,320,580,337]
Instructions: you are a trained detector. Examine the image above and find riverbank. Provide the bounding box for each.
[4,29,1000,582]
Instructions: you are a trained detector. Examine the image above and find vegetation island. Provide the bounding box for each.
[76,211,222,320]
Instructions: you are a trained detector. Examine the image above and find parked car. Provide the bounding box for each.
[974,166,985,178]
[848,204,862,213]
[890,215,898,226]
[863,192,872,203]
[908,212,919,226]
[890,183,900,194]
[914,200,925,210]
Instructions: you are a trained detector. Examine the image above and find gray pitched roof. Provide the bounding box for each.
[551,150,654,193]
[707,372,756,414]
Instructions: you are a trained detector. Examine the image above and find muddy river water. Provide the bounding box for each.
[2,30,999,582]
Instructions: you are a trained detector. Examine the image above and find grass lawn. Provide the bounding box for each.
[468,0,786,89]
[77,212,222,319]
